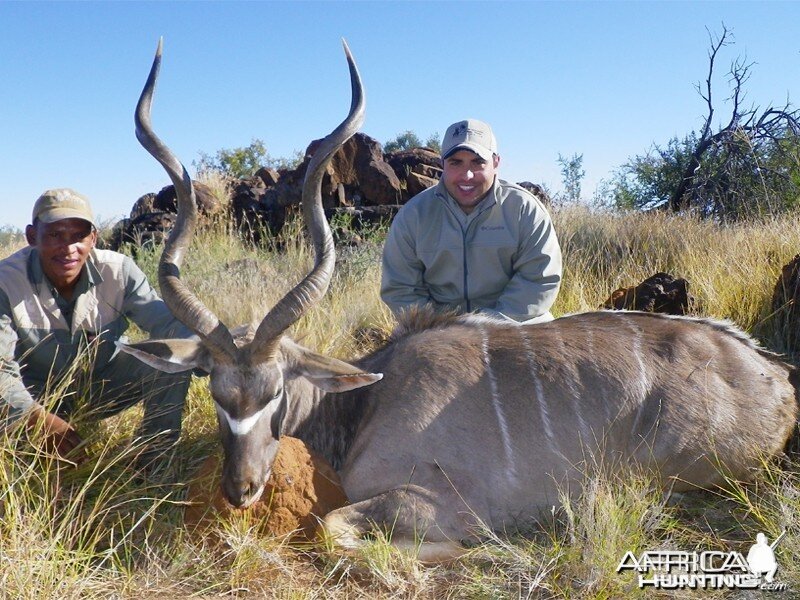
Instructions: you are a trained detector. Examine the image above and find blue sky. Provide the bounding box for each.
[1,1,798,230]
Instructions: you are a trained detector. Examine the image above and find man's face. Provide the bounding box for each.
[441,149,500,214]
[26,218,96,294]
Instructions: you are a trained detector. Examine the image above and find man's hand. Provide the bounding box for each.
[26,407,88,464]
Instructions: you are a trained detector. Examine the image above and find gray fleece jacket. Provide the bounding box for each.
[381,178,562,322]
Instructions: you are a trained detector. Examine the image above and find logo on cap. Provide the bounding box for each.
[442,118,497,161]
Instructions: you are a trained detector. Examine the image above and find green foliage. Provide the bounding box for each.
[605,134,697,211]
[604,129,800,218]
[194,138,303,179]
[194,138,267,179]
[557,152,585,203]
[598,26,800,220]
[762,131,800,212]
[384,130,441,154]
[423,132,441,153]
[384,130,421,153]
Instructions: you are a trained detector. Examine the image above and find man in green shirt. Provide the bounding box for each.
[0,189,192,468]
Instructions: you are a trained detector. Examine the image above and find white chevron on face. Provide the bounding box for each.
[215,401,275,436]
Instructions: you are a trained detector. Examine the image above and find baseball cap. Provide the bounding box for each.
[441,119,497,162]
[32,188,95,227]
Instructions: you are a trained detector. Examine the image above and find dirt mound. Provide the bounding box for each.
[184,436,348,540]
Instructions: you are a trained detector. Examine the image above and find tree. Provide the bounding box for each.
[607,26,800,219]
[384,130,441,154]
[669,26,800,217]
[557,153,585,203]
[608,134,699,211]
[194,138,303,179]
[423,133,441,154]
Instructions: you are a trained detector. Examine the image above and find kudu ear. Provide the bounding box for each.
[115,339,213,374]
[280,338,382,393]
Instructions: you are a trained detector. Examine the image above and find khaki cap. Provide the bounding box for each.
[441,119,498,162]
[32,188,95,227]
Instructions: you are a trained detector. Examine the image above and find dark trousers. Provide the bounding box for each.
[29,349,191,461]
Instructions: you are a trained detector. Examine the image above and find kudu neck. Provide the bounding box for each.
[281,378,371,472]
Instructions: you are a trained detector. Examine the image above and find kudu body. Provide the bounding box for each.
[122,42,799,562]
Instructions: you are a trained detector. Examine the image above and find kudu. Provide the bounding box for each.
[121,41,799,562]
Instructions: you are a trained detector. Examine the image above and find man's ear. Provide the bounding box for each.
[115,338,213,373]
[280,338,382,393]
[493,154,501,168]
[25,224,37,247]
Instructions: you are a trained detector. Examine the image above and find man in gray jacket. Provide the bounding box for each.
[0,189,192,468]
[381,119,562,323]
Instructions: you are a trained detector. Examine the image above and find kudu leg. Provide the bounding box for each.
[320,484,474,562]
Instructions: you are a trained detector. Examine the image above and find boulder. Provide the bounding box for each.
[184,436,348,541]
[308,132,403,206]
[385,148,442,180]
[250,133,404,220]
[406,171,438,197]
[255,167,280,187]
[602,272,693,315]
[383,148,443,202]
[772,254,800,353]
[126,134,571,242]
[411,163,443,180]
[517,181,552,205]
[130,193,157,220]
[112,182,220,250]
[105,211,177,251]
[230,179,267,210]
[263,171,306,209]
[230,179,271,237]
[154,180,222,216]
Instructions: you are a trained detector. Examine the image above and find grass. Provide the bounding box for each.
[555,206,800,357]
[0,225,24,257]
[1,205,799,598]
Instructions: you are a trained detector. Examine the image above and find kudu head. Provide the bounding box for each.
[119,39,381,508]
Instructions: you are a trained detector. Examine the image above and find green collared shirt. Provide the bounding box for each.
[0,246,192,422]
[28,249,95,330]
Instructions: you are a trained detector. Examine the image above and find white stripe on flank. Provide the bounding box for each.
[615,313,651,400]
[519,330,556,449]
[480,328,517,485]
[549,329,592,445]
[611,314,652,449]
[215,402,271,436]
[632,335,650,398]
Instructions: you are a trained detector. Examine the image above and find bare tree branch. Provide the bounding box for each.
[669,24,800,215]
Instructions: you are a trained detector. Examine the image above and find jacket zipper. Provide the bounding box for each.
[439,189,494,314]
[462,225,470,312]
[461,204,493,313]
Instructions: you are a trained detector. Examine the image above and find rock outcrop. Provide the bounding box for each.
[601,272,694,315]
[113,132,550,246]
[107,181,221,250]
